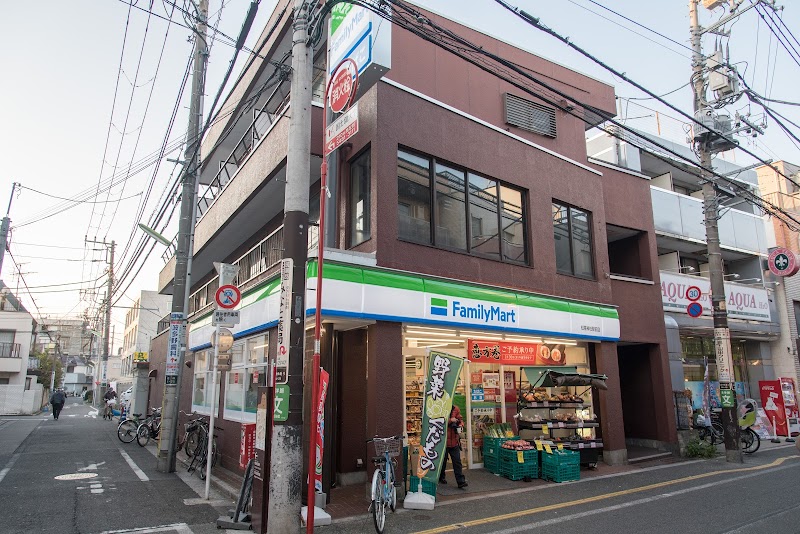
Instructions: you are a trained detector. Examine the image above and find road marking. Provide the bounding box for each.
[79,462,106,471]
[414,455,800,534]
[119,449,150,481]
[0,453,20,484]
[95,523,194,534]
[54,473,98,481]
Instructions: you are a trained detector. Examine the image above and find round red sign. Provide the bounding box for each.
[768,247,799,277]
[215,284,241,309]
[328,61,356,114]
[687,302,703,318]
[686,286,702,302]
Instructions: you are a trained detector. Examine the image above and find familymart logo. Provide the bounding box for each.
[430,297,517,324]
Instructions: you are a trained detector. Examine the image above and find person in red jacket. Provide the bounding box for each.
[439,405,468,488]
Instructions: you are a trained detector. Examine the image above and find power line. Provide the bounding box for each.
[18,185,142,204]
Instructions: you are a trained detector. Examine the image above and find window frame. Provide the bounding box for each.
[222,334,269,423]
[348,146,372,248]
[397,147,529,265]
[552,201,596,280]
[191,349,220,417]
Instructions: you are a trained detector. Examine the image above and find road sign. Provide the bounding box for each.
[214,262,240,286]
[324,103,359,156]
[328,61,356,113]
[215,284,241,309]
[211,328,234,352]
[686,285,702,302]
[768,247,799,277]
[687,302,703,318]
[213,309,240,326]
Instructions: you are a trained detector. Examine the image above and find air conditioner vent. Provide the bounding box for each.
[504,93,557,138]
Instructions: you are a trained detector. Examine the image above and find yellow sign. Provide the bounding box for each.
[517,450,524,463]
[535,440,543,451]
[541,424,549,435]
[557,443,564,450]
[544,444,553,454]
[133,352,149,363]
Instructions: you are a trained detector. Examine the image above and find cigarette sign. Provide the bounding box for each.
[324,103,359,156]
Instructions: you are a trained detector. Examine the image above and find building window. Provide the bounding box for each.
[349,149,371,247]
[397,148,528,264]
[553,202,594,278]
[223,334,268,423]
[191,350,219,416]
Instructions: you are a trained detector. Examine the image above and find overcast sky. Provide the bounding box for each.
[1,0,797,349]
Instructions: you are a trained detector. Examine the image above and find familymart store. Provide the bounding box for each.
[186,260,620,484]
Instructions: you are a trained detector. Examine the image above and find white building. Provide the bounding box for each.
[120,290,171,377]
[0,283,45,414]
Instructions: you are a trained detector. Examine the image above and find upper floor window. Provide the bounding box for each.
[397,148,527,264]
[553,202,594,279]
[349,149,371,247]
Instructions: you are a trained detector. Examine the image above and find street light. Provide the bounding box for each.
[138,223,173,247]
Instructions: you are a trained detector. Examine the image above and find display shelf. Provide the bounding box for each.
[517,420,599,430]
[521,401,584,408]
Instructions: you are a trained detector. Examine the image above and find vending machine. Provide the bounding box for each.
[780,377,800,437]
[759,380,787,436]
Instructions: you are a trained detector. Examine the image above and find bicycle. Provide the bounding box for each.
[177,411,207,457]
[136,407,162,447]
[187,423,220,480]
[366,435,402,534]
[103,399,115,420]
[697,410,760,454]
[118,412,144,443]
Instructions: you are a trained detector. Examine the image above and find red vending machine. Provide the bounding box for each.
[780,378,800,437]
[759,380,787,436]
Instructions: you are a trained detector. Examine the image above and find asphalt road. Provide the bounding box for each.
[0,397,235,534]
[323,444,800,534]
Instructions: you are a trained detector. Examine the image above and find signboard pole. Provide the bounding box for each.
[205,323,220,498]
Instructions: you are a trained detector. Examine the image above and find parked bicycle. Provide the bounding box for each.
[366,435,402,534]
[187,423,220,480]
[177,411,207,457]
[697,405,760,454]
[117,412,145,443]
[136,407,162,447]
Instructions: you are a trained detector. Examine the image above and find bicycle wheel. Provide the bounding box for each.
[710,422,725,445]
[388,463,397,512]
[136,424,151,447]
[185,430,200,457]
[117,420,138,443]
[371,468,386,534]
[742,428,760,454]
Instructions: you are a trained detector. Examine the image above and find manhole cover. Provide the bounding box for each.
[54,473,98,481]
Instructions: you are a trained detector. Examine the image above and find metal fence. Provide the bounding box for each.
[0,342,21,358]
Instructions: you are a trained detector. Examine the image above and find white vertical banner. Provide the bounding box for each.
[275,258,293,385]
[165,312,184,385]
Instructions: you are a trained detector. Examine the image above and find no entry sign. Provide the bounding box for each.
[215,284,241,309]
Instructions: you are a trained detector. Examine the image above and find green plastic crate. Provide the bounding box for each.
[484,455,499,474]
[499,447,539,481]
[482,436,515,460]
[541,450,580,483]
[409,476,437,496]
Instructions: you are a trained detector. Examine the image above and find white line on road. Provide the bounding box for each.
[119,449,150,481]
[485,461,800,534]
[0,453,20,484]
[96,523,194,534]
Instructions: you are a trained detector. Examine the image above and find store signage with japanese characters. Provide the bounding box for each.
[467,339,566,366]
[165,312,184,385]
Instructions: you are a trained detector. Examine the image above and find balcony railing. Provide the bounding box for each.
[196,84,292,221]
[188,223,319,317]
[762,191,800,213]
[0,342,21,358]
[650,186,767,254]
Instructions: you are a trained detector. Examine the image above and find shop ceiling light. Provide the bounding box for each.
[405,329,458,337]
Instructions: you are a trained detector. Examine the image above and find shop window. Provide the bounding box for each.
[223,334,268,423]
[349,149,371,247]
[191,350,220,416]
[553,202,594,279]
[397,148,528,264]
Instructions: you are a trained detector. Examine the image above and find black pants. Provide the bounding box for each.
[439,445,466,485]
[52,403,63,419]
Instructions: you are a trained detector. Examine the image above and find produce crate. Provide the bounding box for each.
[483,455,500,474]
[499,447,539,481]
[409,476,437,496]
[541,450,580,483]
[483,436,515,460]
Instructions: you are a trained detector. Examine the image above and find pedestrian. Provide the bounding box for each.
[50,388,66,420]
[439,405,468,489]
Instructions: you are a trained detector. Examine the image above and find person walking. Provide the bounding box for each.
[50,388,66,420]
[439,405,468,489]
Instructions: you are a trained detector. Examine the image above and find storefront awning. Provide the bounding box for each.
[530,369,608,390]
[522,366,577,386]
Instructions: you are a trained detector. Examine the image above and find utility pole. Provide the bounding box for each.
[267,0,313,529]
[0,182,19,279]
[157,0,209,473]
[86,239,115,403]
[689,0,742,463]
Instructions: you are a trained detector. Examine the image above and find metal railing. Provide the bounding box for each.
[762,191,800,212]
[0,342,21,358]
[187,223,319,317]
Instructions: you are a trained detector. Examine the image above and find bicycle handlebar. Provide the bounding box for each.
[366,435,403,443]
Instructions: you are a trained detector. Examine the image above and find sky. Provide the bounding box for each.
[1,0,798,351]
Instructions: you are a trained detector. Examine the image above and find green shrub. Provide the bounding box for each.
[685,438,717,458]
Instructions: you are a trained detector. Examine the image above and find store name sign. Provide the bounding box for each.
[660,272,771,322]
[430,297,517,326]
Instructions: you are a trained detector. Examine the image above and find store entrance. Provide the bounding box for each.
[618,344,658,442]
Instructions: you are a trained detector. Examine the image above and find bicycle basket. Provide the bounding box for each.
[372,438,403,458]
